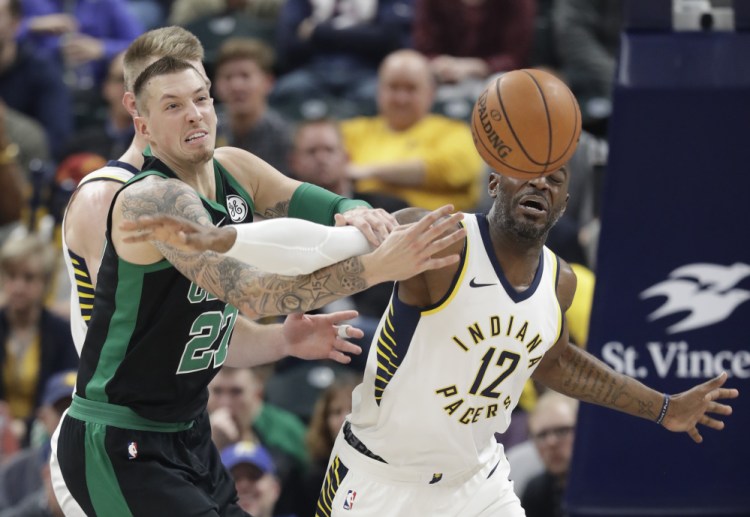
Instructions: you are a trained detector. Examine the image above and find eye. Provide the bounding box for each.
[165,103,178,111]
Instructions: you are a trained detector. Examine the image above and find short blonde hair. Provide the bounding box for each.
[0,233,58,280]
[215,37,275,75]
[123,26,204,91]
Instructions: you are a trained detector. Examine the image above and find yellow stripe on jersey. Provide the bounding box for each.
[75,279,93,289]
[422,223,469,316]
[315,455,348,517]
[549,250,563,343]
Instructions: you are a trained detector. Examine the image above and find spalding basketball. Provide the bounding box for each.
[470,69,582,179]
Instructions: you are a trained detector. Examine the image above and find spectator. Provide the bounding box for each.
[60,51,134,162]
[220,440,296,517]
[413,0,536,119]
[169,0,284,26]
[301,373,360,515]
[214,38,293,175]
[0,102,24,241]
[0,370,75,511]
[341,49,484,211]
[289,118,407,325]
[208,366,308,517]
[521,391,579,517]
[18,0,143,92]
[271,0,413,119]
[0,0,72,159]
[0,235,78,442]
[552,0,623,129]
[0,442,63,517]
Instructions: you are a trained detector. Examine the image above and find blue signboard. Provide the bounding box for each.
[565,30,750,517]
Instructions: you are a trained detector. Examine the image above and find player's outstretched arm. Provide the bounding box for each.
[533,262,738,443]
[121,214,373,275]
[113,177,466,320]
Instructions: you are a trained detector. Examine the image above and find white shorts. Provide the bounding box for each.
[316,429,526,517]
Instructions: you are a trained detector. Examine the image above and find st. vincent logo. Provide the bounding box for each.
[640,262,750,334]
[226,195,248,223]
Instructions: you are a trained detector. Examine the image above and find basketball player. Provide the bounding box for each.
[63,26,397,359]
[309,167,736,516]
[50,56,466,517]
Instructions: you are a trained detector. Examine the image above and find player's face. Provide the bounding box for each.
[488,167,570,241]
[214,58,272,118]
[138,68,217,166]
[291,124,348,191]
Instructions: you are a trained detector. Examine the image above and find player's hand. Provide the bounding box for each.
[334,206,397,247]
[120,214,236,253]
[281,311,363,364]
[362,205,465,285]
[661,371,739,443]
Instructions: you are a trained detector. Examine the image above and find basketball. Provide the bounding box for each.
[470,69,582,179]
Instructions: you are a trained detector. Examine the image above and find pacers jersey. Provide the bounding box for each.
[75,156,255,423]
[348,213,563,475]
[62,160,138,355]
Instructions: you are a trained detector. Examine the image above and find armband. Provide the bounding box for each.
[289,183,372,225]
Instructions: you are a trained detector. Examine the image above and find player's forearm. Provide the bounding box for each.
[537,342,664,422]
[225,319,287,367]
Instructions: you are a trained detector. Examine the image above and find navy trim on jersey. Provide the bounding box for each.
[476,213,544,303]
[106,160,139,175]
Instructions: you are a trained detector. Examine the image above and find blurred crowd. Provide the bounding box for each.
[0,0,622,515]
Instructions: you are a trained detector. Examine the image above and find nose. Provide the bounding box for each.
[186,101,203,123]
[527,174,550,190]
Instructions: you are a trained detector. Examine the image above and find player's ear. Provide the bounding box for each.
[123,91,138,117]
[134,115,150,139]
[488,171,500,197]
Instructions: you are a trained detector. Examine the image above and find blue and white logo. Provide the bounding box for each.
[640,262,750,334]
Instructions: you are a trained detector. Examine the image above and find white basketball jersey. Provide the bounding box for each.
[348,213,563,476]
[62,163,135,354]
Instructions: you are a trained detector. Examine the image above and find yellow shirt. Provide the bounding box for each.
[3,334,41,419]
[341,115,484,211]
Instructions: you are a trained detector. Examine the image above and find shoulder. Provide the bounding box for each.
[555,256,578,313]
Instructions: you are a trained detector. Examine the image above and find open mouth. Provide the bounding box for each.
[519,195,548,214]
[185,131,208,143]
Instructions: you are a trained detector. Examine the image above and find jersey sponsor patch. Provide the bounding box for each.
[343,490,357,510]
[226,195,248,223]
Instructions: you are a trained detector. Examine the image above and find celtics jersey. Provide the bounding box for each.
[348,213,563,475]
[62,160,138,355]
[75,157,255,423]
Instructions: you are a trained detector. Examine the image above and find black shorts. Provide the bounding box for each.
[54,409,247,517]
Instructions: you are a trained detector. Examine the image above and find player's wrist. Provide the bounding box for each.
[655,393,671,426]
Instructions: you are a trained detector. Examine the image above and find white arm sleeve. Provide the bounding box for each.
[222,218,373,275]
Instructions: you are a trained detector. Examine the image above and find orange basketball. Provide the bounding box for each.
[470,69,582,179]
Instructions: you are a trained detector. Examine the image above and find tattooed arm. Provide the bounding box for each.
[533,260,738,442]
[111,176,465,320]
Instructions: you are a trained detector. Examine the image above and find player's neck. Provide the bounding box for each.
[488,228,545,289]
[158,154,216,200]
